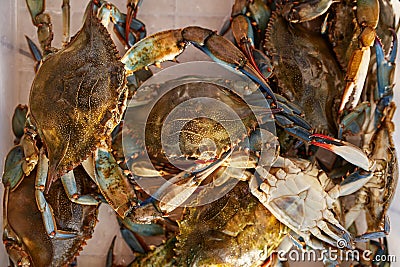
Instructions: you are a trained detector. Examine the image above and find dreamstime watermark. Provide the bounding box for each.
[275,239,397,263]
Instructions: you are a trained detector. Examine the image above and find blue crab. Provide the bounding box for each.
[3,107,98,267]
[281,0,382,115]
[8,1,390,265]
[123,73,374,252]
[12,0,309,243]
[337,32,398,252]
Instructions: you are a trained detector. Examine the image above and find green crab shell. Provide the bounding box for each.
[29,8,127,183]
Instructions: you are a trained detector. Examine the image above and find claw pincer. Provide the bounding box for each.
[375,31,397,127]
[339,0,379,113]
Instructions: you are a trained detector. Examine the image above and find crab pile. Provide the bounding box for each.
[1,0,399,266]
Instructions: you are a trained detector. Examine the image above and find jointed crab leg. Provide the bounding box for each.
[25,0,54,55]
[25,36,43,72]
[338,33,397,141]
[224,0,274,80]
[93,146,137,218]
[231,14,274,81]
[125,0,144,47]
[122,26,278,105]
[95,0,146,48]
[339,0,379,113]
[62,0,70,45]
[375,31,397,127]
[35,149,77,239]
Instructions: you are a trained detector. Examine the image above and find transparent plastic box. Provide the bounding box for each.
[0,0,399,266]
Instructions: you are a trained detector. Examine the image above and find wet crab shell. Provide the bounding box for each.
[5,165,98,267]
[264,11,345,135]
[175,182,288,267]
[29,6,127,183]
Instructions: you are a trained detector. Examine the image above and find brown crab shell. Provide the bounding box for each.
[5,165,98,267]
[264,11,344,134]
[174,182,288,267]
[29,6,127,184]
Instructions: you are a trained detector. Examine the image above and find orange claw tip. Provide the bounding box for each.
[312,140,370,171]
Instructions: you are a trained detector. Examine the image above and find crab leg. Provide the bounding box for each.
[125,0,144,47]
[339,0,379,113]
[25,36,42,72]
[283,0,333,23]
[231,14,274,81]
[61,171,99,205]
[226,0,274,80]
[92,145,137,218]
[374,32,397,127]
[354,215,390,242]
[35,149,76,239]
[25,0,54,55]
[265,94,371,171]
[152,150,233,213]
[95,0,146,48]
[62,0,70,45]
[121,26,278,105]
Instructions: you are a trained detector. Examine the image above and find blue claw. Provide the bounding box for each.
[2,145,25,190]
[113,15,146,48]
[339,169,373,196]
[374,32,397,128]
[120,217,164,237]
[311,134,370,171]
[25,36,42,72]
[182,27,278,105]
[354,231,386,242]
[338,102,370,139]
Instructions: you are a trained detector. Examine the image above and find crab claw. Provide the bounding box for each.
[122,26,278,105]
[310,134,370,171]
[338,169,373,196]
[231,15,258,70]
[155,149,233,213]
[95,0,146,48]
[283,0,333,23]
[374,31,397,126]
[183,26,278,105]
[231,15,274,82]
[25,36,42,72]
[125,0,143,46]
[354,215,390,242]
[339,47,371,114]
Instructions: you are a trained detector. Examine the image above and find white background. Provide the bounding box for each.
[0,0,398,266]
